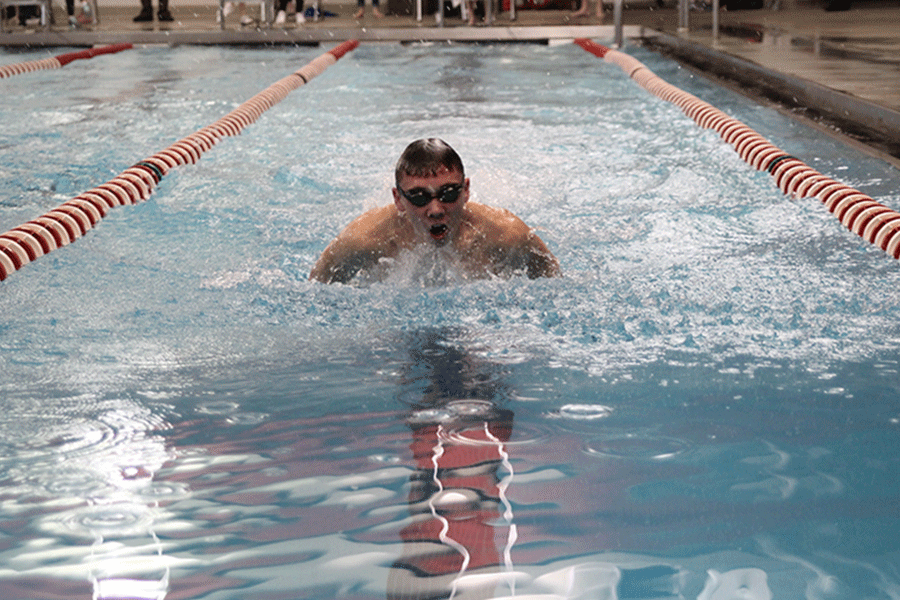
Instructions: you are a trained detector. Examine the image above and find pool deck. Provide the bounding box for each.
[639,1,900,163]
[3,0,900,161]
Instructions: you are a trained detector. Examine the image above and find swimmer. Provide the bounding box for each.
[309,138,560,284]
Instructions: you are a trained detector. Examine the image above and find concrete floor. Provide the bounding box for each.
[642,3,900,161]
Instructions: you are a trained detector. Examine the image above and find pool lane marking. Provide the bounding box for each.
[575,38,900,262]
[0,40,360,282]
[0,44,133,79]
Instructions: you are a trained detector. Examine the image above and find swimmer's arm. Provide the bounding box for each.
[310,207,399,284]
[309,230,381,284]
[520,231,560,278]
[486,206,560,279]
[309,242,377,284]
[499,211,560,278]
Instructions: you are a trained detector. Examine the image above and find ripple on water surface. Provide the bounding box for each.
[584,433,693,461]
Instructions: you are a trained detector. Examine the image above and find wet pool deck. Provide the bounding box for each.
[2,0,899,161]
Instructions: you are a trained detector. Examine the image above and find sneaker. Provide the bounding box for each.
[133,8,153,21]
[295,10,305,22]
[240,14,253,24]
[157,9,174,20]
[24,16,41,26]
[275,9,286,23]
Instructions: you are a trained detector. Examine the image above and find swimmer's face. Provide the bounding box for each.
[393,166,469,247]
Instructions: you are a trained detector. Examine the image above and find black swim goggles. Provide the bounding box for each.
[398,183,464,208]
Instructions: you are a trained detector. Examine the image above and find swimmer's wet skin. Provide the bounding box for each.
[310,138,559,284]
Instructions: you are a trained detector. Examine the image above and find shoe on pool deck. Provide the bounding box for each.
[133,8,153,21]
[275,9,286,23]
[296,10,305,22]
[157,9,174,20]
[240,14,253,24]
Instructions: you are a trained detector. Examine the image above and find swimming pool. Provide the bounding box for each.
[2,40,900,599]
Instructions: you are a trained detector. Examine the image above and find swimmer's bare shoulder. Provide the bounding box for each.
[309,205,408,284]
[464,203,560,279]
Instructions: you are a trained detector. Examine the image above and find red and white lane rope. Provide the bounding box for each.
[575,38,900,261]
[0,40,359,281]
[0,43,133,79]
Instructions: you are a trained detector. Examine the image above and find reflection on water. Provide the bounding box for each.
[2,313,899,599]
[0,394,175,600]
[391,402,515,600]
[390,329,516,600]
[394,328,513,409]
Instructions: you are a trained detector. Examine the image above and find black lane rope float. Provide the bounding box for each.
[575,38,900,261]
[0,40,360,281]
[0,43,133,78]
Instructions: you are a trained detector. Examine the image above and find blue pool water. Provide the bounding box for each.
[2,41,900,599]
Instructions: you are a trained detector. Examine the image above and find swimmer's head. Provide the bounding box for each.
[395,139,465,187]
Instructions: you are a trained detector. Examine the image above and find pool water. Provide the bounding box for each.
[1,42,900,600]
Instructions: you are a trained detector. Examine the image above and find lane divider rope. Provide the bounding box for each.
[0,40,360,281]
[575,38,900,261]
[0,43,133,79]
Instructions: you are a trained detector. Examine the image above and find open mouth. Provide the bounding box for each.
[429,224,449,241]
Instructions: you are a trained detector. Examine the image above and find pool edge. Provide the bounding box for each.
[640,29,900,168]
